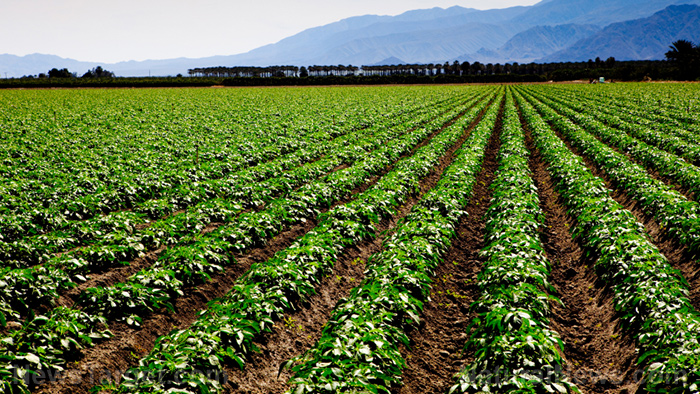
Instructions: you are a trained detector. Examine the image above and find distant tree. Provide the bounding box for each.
[443,61,451,74]
[503,63,512,74]
[48,68,73,78]
[299,66,308,77]
[460,61,470,75]
[665,39,700,80]
[595,56,602,66]
[452,60,461,75]
[605,57,616,68]
[470,62,484,75]
[494,63,504,74]
[511,62,520,74]
[82,66,114,78]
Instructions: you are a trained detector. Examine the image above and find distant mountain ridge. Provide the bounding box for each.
[461,24,602,63]
[2,0,700,77]
[541,4,700,61]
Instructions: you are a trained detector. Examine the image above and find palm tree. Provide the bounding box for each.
[666,39,700,80]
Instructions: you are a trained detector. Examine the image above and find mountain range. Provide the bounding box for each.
[2,0,700,77]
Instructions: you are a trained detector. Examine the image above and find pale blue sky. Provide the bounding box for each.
[1,0,541,63]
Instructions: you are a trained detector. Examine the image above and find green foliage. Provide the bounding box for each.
[452,90,576,394]
[111,89,498,393]
[515,87,700,393]
[285,89,501,394]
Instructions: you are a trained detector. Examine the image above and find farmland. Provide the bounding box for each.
[1,83,699,394]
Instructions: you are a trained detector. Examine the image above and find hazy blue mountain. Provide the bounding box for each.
[462,24,601,63]
[219,7,527,66]
[0,54,102,78]
[2,0,700,77]
[372,57,407,66]
[542,4,700,61]
[512,0,700,26]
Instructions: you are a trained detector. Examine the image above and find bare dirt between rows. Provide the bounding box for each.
[393,95,503,394]
[538,91,697,202]
[47,160,344,313]
[534,94,700,313]
[519,102,641,394]
[48,94,477,303]
[219,96,494,394]
[33,97,484,394]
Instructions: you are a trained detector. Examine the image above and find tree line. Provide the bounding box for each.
[3,39,697,89]
[188,60,618,79]
[665,39,700,80]
[21,66,115,79]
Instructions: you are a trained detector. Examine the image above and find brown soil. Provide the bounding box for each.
[534,94,700,313]
[521,114,641,394]
[53,245,167,310]
[33,217,318,394]
[44,163,341,314]
[394,95,503,394]
[219,93,495,394]
[32,95,488,394]
[535,90,696,202]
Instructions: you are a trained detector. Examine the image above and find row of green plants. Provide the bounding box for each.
[519,89,700,255]
[451,90,576,394]
[0,91,483,325]
[542,86,700,165]
[104,91,496,394]
[0,90,463,256]
[75,93,488,324]
[515,88,700,393]
[283,89,501,394]
[0,91,471,270]
[0,109,386,319]
[1,100,319,231]
[526,87,700,192]
[0,87,455,241]
[547,84,700,134]
[0,89,497,393]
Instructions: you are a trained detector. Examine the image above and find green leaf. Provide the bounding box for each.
[24,353,41,365]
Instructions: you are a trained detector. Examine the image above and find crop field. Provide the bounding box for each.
[1,83,699,394]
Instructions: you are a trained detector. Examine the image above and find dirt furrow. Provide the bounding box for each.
[539,104,700,314]
[48,101,481,309]
[220,97,496,394]
[34,98,489,394]
[535,90,697,202]
[521,118,641,394]
[393,95,503,394]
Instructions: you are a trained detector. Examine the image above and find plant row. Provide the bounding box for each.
[0,91,472,270]
[0,90,498,393]
[75,93,486,325]
[451,90,576,394]
[518,89,700,255]
[543,86,700,163]
[545,84,700,138]
[528,86,700,174]
[0,91,486,326]
[0,88,461,242]
[283,90,501,394]
[0,92,466,258]
[106,91,496,394]
[515,88,700,394]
